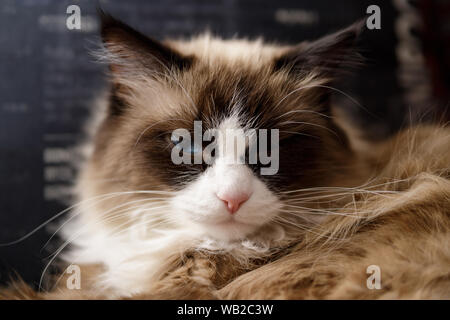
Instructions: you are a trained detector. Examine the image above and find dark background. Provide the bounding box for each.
[0,0,448,287]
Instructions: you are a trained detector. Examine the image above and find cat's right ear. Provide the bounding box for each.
[98,10,192,81]
[273,20,365,79]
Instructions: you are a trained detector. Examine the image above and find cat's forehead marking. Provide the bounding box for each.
[218,115,242,131]
[168,34,284,68]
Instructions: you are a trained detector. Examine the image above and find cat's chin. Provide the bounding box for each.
[197,219,260,241]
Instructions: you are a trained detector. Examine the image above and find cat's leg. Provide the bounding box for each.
[130,253,219,299]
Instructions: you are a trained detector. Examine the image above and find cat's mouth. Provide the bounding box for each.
[197,216,260,240]
[200,214,256,227]
[212,218,252,228]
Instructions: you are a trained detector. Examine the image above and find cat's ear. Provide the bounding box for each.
[274,20,365,78]
[98,10,192,80]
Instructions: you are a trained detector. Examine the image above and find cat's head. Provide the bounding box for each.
[81,12,364,241]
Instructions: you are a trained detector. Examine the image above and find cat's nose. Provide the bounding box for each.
[216,192,250,214]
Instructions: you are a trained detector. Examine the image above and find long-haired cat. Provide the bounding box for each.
[2,12,449,299]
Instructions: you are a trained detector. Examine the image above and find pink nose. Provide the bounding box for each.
[216,192,250,214]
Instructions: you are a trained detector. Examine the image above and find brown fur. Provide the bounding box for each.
[218,126,450,299]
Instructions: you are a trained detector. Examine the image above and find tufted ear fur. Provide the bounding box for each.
[274,20,365,79]
[99,10,192,78]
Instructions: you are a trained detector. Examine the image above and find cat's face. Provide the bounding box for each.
[83,13,362,241]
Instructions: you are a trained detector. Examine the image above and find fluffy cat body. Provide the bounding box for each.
[1,14,449,299]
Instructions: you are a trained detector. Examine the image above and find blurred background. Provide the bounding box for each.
[0,0,449,287]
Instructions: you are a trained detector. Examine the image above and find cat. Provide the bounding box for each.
[1,11,449,300]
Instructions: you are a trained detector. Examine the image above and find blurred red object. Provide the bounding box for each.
[419,0,450,119]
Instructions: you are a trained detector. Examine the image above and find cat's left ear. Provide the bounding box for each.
[98,10,192,80]
[274,20,365,78]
